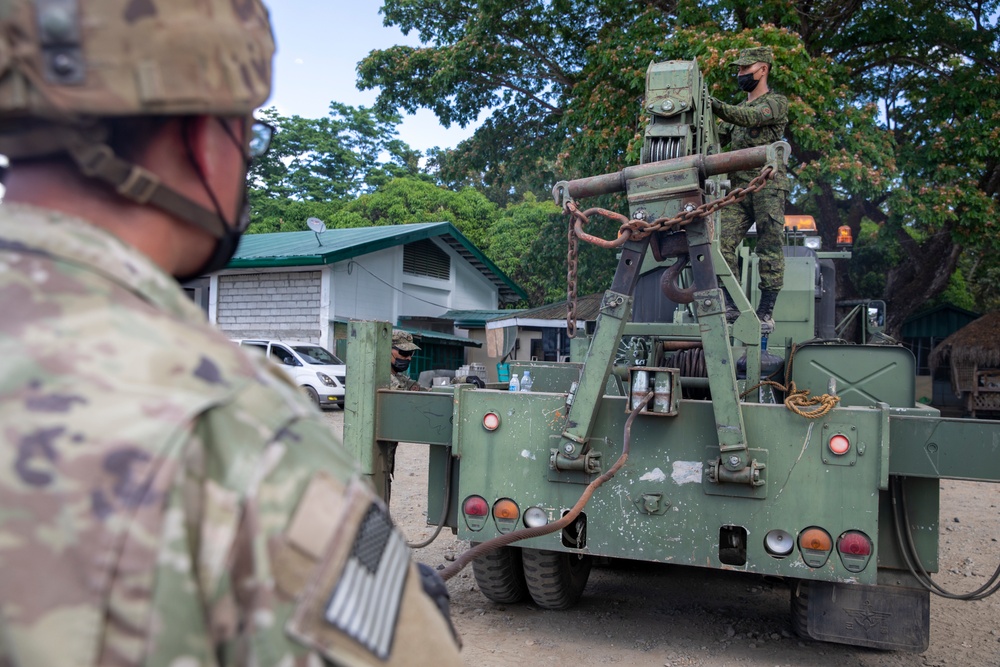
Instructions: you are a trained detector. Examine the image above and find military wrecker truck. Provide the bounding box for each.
[344,60,1000,652]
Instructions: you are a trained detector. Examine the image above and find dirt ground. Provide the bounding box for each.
[321,409,1000,667]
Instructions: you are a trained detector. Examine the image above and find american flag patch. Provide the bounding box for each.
[323,503,409,659]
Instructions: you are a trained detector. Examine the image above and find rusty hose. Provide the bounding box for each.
[439,392,654,582]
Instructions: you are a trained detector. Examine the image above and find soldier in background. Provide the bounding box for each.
[390,330,422,390]
[0,2,460,665]
[711,46,790,333]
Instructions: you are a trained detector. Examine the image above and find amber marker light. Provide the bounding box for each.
[492,498,520,534]
[836,225,853,248]
[798,527,833,568]
[483,412,501,431]
[829,433,851,456]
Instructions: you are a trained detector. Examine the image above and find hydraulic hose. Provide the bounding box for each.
[438,392,654,582]
[890,476,1000,600]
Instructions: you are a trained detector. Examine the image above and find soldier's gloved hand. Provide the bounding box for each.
[417,562,462,646]
[466,375,485,389]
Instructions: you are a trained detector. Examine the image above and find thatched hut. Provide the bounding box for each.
[930,311,1000,417]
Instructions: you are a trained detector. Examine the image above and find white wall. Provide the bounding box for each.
[328,240,499,323]
[216,270,322,342]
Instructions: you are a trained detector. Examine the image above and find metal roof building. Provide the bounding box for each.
[194,222,526,358]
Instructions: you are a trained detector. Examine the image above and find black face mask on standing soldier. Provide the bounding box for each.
[392,358,411,373]
[737,72,760,92]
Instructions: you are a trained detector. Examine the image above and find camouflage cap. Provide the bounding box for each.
[392,331,420,352]
[0,0,275,159]
[730,47,774,67]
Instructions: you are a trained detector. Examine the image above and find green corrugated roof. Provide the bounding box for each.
[902,304,980,339]
[441,308,524,328]
[397,325,481,347]
[228,222,527,304]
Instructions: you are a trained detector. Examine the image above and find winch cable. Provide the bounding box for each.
[890,476,1000,600]
[438,392,653,582]
[407,445,454,549]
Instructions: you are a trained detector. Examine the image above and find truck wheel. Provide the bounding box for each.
[471,544,529,604]
[789,580,811,639]
[302,386,320,407]
[521,548,591,610]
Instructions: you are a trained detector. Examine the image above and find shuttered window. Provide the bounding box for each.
[403,239,451,280]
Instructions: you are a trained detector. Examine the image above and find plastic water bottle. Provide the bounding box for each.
[520,371,533,392]
[508,372,520,392]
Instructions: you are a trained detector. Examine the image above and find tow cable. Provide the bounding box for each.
[436,392,653,582]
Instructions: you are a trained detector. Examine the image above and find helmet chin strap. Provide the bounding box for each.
[64,133,248,282]
[66,138,228,239]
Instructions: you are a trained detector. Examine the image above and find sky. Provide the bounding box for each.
[265,1,479,153]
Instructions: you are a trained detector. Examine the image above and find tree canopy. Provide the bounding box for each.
[358,0,1000,333]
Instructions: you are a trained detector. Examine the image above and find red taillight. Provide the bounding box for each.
[837,530,873,572]
[483,412,500,431]
[838,531,871,556]
[462,495,489,532]
[829,434,850,456]
[463,496,489,517]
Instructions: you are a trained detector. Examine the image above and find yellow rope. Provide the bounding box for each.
[741,345,841,420]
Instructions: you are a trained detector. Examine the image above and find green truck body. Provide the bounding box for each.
[344,60,1000,652]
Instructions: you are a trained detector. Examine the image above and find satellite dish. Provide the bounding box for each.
[306,217,326,247]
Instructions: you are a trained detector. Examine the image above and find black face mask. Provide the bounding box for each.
[737,73,760,92]
[392,358,411,373]
[175,192,249,282]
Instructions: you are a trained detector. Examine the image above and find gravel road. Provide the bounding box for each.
[320,408,1000,667]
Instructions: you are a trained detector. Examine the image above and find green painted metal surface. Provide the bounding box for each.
[339,59,1000,640]
[791,344,916,408]
[451,394,887,585]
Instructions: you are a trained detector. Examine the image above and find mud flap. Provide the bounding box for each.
[792,580,929,652]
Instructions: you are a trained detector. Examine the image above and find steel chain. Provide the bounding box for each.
[566,211,579,337]
[564,165,775,336]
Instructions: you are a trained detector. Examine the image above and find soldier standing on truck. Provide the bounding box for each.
[711,46,790,333]
[0,1,460,665]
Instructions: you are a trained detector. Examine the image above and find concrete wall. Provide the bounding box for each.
[216,270,322,342]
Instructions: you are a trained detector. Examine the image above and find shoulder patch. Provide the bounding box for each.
[286,481,411,662]
[323,503,409,658]
[761,106,772,117]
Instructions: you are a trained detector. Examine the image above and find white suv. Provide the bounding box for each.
[234,339,346,409]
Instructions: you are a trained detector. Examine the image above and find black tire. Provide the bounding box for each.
[472,544,529,604]
[336,398,344,409]
[790,579,811,639]
[302,385,320,407]
[521,548,591,610]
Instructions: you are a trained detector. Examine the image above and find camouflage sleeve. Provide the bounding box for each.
[711,95,786,127]
[150,385,460,665]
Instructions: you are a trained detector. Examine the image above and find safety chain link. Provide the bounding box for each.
[566,211,579,337]
[563,165,774,335]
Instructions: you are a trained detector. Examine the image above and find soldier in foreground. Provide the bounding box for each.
[0,1,460,665]
[711,46,790,333]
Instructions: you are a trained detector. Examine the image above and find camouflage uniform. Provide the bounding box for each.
[0,1,461,660]
[713,49,789,293]
[390,371,420,391]
[0,210,461,665]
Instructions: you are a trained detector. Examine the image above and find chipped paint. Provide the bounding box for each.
[639,467,667,482]
[671,460,702,484]
[520,449,536,460]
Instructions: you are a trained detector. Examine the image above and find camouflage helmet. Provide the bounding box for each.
[730,47,774,67]
[0,0,275,159]
[392,330,420,352]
